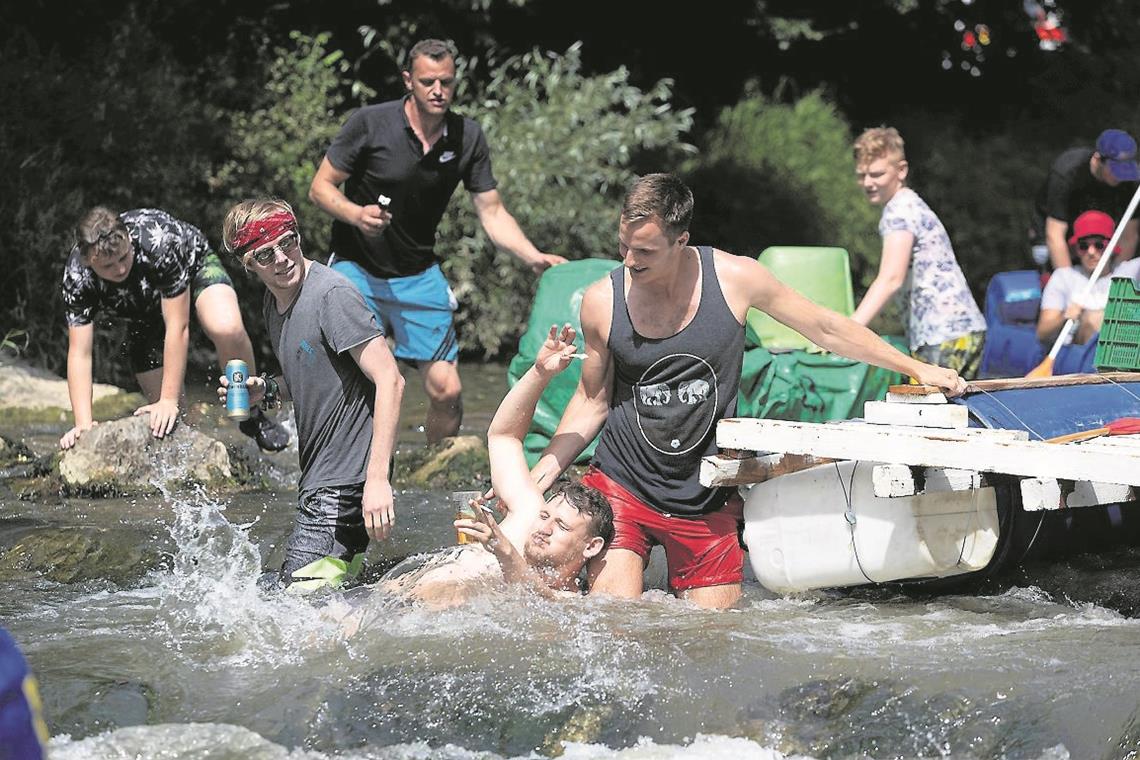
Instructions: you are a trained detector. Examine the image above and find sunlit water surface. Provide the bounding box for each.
[2,484,1139,760]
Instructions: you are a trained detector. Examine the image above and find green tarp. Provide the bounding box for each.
[507,259,907,466]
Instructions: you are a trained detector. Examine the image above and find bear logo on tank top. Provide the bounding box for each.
[633,353,718,456]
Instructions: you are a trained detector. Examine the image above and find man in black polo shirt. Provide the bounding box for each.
[1034,128,1140,270]
[309,38,564,443]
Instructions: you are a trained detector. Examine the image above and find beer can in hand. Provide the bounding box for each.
[225,359,250,421]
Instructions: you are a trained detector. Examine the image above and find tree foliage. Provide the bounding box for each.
[686,89,882,286]
[437,44,694,355]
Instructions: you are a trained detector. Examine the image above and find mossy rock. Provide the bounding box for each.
[0,435,35,470]
[0,391,146,426]
[0,528,162,584]
[540,704,614,757]
[394,435,489,490]
[57,416,254,497]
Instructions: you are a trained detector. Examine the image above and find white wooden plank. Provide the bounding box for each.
[1068,436,1140,453]
[1020,478,1136,511]
[872,464,917,497]
[871,464,983,497]
[836,419,1028,442]
[699,452,836,487]
[1069,480,1136,508]
[715,417,1140,487]
[885,390,948,405]
[1021,478,1063,511]
[864,401,969,429]
[926,468,984,491]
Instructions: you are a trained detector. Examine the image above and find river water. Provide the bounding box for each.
[3,366,1140,758]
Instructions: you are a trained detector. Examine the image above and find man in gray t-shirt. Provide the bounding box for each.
[219,199,405,587]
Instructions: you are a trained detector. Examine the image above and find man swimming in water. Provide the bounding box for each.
[350,324,613,612]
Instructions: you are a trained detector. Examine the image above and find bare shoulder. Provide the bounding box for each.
[579,274,615,333]
[708,247,776,315]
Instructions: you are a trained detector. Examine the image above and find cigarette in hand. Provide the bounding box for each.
[569,353,587,359]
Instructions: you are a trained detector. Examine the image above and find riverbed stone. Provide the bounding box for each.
[0,528,161,584]
[395,435,490,490]
[0,354,139,425]
[0,434,34,470]
[58,415,244,495]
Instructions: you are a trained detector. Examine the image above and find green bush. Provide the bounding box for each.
[0,19,225,384]
[685,89,889,325]
[211,31,351,260]
[437,44,695,356]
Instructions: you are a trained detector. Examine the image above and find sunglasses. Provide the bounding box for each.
[249,233,299,265]
[1077,237,1108,252]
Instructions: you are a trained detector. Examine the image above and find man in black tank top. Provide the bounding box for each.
[532,174,967,609]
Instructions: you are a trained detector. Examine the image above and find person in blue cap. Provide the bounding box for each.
[1034,128,1140,271]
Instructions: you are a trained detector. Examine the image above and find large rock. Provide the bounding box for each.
[395,435,489,490]
[0,528,162,584]
[0,354,140,425]
[58,415,239,495]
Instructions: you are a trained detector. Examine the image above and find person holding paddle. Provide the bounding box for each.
[1037,210,1139,346]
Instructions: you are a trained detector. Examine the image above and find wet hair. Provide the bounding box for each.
[853,126,906,167]
[406,38,458,69]
[75,206,128,257]
[221,198,298,268]
[550,480,614,545]
[620,173,694,239]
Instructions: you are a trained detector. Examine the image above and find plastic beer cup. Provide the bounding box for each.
[451,490,483,544]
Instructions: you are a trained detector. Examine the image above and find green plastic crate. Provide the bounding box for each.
[1094,275,1140,371]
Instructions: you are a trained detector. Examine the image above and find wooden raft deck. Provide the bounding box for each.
[701,378,1140,512]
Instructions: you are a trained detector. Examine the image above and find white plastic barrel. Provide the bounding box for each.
[742,460,999,593]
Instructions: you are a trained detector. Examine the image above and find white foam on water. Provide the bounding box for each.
[48,723,819,760]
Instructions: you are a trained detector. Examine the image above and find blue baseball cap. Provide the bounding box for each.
[1096,129,1140,182]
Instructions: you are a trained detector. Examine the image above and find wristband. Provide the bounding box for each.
[261,373,281,409]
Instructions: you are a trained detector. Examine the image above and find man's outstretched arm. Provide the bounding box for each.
[488,324,580,513]
[724,253,966,394]
[530,281,613,491]
[471,189,566,275]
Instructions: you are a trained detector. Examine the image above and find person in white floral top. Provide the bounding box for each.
[852,127,987,379]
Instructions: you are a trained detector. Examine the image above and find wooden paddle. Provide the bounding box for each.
[1027,181,1140,378]
[1045,417,1140,444]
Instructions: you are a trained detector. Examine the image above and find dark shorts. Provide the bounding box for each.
[125,251,234,373]
[280,482,370,585]
[329,258,458,364]
[911,330,986,381]
[581,466,745,592]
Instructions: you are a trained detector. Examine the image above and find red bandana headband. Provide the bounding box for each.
[232,211,298,257]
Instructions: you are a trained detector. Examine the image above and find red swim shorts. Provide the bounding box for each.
[581,466,745,592]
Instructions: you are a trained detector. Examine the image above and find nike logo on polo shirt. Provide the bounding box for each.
[439,151,456,163]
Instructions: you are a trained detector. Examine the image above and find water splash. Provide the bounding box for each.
[146,484,341,667]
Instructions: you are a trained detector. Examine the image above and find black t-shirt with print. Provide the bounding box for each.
[61,208,210,327]
[324,98,498,278]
